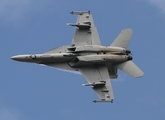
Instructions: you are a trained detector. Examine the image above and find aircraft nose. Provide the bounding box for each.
[11,55,28,61]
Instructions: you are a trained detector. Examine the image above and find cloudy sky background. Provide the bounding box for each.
[1,0,165,120]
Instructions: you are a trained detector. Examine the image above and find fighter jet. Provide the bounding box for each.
[11,11,144,103]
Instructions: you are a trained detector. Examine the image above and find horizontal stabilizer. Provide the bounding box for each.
[116,61,144,78]
[110,28,133,49]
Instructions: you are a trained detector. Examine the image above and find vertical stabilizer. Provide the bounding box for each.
[110,28,133,49]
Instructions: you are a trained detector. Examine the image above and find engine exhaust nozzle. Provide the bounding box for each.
[128,56,133,60]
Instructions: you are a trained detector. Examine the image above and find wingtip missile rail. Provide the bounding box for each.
[93,99,113,103]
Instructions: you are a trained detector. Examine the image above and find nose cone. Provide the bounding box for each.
[11,55,29,62]
[11,55,26,61]
[11,54,40,63]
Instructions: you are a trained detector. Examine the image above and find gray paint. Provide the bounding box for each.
[11,11,144,103]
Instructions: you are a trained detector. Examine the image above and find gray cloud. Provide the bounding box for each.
[147,0,165,13]
[0,107,22,120]
[0,0,54,23]
[0,98,26,120]
[0,0,32,22]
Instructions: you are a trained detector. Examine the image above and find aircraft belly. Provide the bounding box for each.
[68,54,129,68]
[44,63,78,71]
[39,57,74,64]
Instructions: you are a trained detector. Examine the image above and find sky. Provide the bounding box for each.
[1,0,165,120]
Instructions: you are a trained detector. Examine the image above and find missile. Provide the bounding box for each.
[93,99,113,103]
[82,81,106,87]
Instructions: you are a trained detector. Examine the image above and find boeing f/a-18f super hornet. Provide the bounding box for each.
[11,11,144,103]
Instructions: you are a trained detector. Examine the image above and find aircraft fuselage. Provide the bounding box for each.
[11,45,132,67]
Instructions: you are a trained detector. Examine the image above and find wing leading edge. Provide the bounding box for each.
[79,66,114,103]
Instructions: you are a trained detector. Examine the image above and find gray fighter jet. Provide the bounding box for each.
[11,11,144,103]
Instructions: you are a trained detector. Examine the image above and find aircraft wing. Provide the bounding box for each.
[79,66,114,102]
[68,11,101,46]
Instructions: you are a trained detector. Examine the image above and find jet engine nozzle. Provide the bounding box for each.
[128,56,133,60]
[126,50,131,54]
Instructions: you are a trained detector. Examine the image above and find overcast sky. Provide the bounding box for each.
[1,0,165,120]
